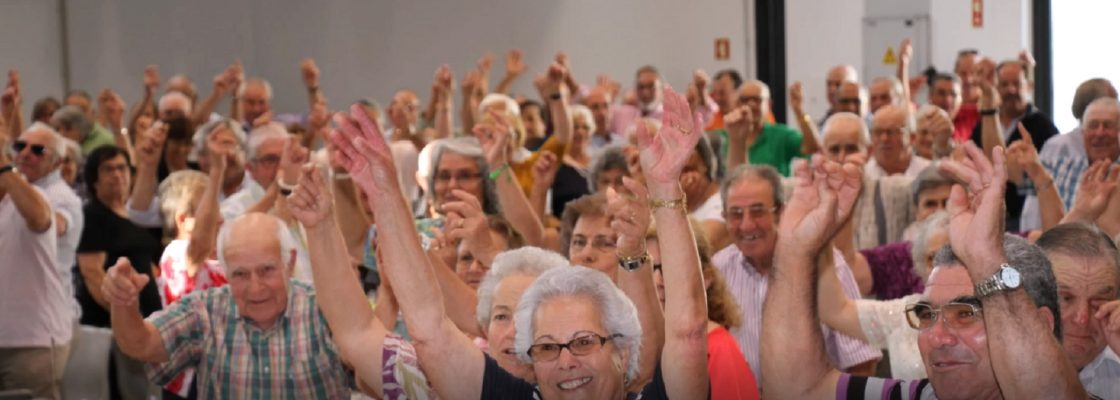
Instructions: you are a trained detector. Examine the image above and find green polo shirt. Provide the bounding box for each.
[80,123,117,155]
[717,123,804,176]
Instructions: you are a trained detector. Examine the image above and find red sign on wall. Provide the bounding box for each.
[715,38,730,61]
[972,0,983,28]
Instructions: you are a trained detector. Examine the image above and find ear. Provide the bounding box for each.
[1039,306,1057,335]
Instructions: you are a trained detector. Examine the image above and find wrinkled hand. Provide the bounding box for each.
[693,69,710,91]
[505,49,527,77]
[608,178,652,258]
[531,151,560,189]
[473,109,512,167]
[252,112,273,129]
[2,70,21,117]
[596,74,621,100]
[432,64,454,102]
[778,155,863,255]
[442,189,494,261]
[1069,160,1119,221]
[97,89,126,129]
[143,65,160,94]
[135,121,167,168]
[328,104,399,197]
[789,81,805,113]
[279,136,309,187]
[288,163,334,229]
[301,58,320,89]
[939,142,1008,276]
[102,258,151,308]
[635,85,703,187]
[206,126,234,173]
[1094,300,1120,355]
[724,105,755,143]
[1005,123,1041,181]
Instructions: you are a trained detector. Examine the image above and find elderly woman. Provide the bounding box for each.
[53,105,116,155]
[589,145,630,195]
[316,86,708,399]
[818,211,949,380]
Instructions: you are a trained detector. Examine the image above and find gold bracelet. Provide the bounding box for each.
[650,195,687,210]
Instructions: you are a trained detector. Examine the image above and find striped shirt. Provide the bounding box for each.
[712,246,882,381]
[146,280,352,399]
[836,375,935,399]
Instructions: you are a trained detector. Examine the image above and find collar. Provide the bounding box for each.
[237,280,298,335]
[1082,347,1120,378]
[30,170,64,189]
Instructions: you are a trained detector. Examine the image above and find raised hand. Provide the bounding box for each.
[102,258,151,308]
[788,81,805,113]
[432,64,454,102]
[328,104,399,197]
[778,155,862,255]
[596,74,621,100]
[135,121,167,168]
[505,49,527,77]
[301,58,320,89]
[607,177,652,258]
[278,136,310,187]
[693,69,710,93]
[939,141,1008,274]
[1095,300,1120,355]
[974,57,1000,110]
[143,65,160,95]
[542,62,568,95]
[473,109,512,167]
[252,111,273,129]
[899,38,913,67]
[634,85,704,187]
[2,70,21,117]
[1005,123,1040,185]
[206,126,234,173]
[442,189,494,260]
[531,151,560,190]
[288,163,334,229]
[97,89,126,130]
[724,105,755,143]
[1068,160,1119,222]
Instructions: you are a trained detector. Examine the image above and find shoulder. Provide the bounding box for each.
[711,245,741,266]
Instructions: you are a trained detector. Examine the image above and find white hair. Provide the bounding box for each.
[24,122,67,159]
[216,213,299,274]
[191,118,248,163]
[247,122,288,161]
[157,170,209,234]
[514,266,643,383]
[570,104,597,134]
[238,78,273,100]
[871,76,904,103]
[739,79,772,99]
[158,91,194,115]
[476,247,570,328]
[822,112,871,146]
[911,211,950,279]
[1082,97,1120,128]
[479,93,521,117]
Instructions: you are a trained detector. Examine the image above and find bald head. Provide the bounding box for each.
[738,80,771,128]
[835,81,865,116]
[869,77,902,114]
[826,65,859,107]
[821,112,869,163]
[166,74,198,102]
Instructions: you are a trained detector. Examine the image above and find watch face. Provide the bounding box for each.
[1001,267,1022,288]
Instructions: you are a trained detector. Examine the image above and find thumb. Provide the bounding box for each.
[131,272,150,289]
[116,257,135,277]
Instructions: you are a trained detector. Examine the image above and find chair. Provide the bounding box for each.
[61,326,112,400]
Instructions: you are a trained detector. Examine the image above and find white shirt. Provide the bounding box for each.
[220,178,267,221]
[690,192,725,223]
[1081,347,1120,399]
[864,155,931,181]
[856,293,924,380]
[0,185,72,347]
[32,170,84,320]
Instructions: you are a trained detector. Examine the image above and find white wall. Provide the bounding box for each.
[0,0,65,120]
[929,0,1030,75]
[39,0,751,117]
[785,0,866,121]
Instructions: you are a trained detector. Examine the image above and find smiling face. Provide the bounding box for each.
[14,128,61,183]
[917,266,1000,400]
[531,295,627,400]
[1051,252,1119,370]
[568,214,618,282]
[488,274,538,382]
[456,229,510,289]
[1081,102,1120,163]
[870,106,910,165]
[723,177,779,270]
[821,117,868,163]
[223,216,292,330]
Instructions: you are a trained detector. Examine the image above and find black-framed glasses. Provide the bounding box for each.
[527,333,623,362]
[435,171,483,184]
[905,301,983,330]
[12,141,49,157]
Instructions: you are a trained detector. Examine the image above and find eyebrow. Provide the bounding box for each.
[950,296,982,307]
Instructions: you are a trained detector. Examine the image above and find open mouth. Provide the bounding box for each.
[558,376,592,390]
[501,348,518,356]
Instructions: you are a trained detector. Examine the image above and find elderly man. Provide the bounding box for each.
[63,90,117,152]
[101,212,352,398]
[724,80,820,176]
[1020,86,1119,231]
[763,141,1086,399]
[0,134,71,399]
[868,77,903,116]
[238,78,272,131]
[219,123,289,220]
[52,105,114,155]
[865,105,930,179]
[835,81,866,118]
[705,69,743,131]
[157,92,192,123]
[611,66,716,136]
[820,65,859,126]
[583,87,626,153]
[926,73,966,140]
[713,163,881,380]
[1036,223,1120,398]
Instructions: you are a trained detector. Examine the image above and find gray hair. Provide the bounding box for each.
[588,146,629,192]
[479,93,521,117]
[216,213,299,273]
[238,78,273,99]
[157,170,209,237]
[514,266,643,383]
[425,137,500,215]
[933,233,1061,339]
[50,105,93,141]
[247,123,288,161]
[910,165,955,206]
[1080,97,1120,129]
[871,76,904,103]
[1036,222,1120,288]
[911,211,949,279]
[740,79,772,100]
[570,104,597,134]
[158,91,194,114]
[61,137,81,164]
[822,112,871,147]
[23,122,67,161]
[1072,79,1117,121]
[695,135,719,181]
[476,247,570,328]
[191,118,248,162]
[721,164,784,212]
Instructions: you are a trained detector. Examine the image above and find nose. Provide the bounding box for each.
[926,317,960,347]
[1071,299,1091,327]
[469,259,487,275]
[555,346,581,370]
[575,246,597,266]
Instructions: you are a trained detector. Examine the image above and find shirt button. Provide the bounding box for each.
[264,367,269,372]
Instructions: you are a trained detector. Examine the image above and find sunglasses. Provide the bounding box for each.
[12,141,49,157]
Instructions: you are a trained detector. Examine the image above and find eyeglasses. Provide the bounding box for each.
[570,236,617,252]
[435,171,483,184]
[726,205,778,221]
[905,301,983,330]
[527,333,622,362]
[12,141,49,157]
[738,95,763,104]
[253,155,281,166]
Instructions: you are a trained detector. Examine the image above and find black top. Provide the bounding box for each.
[479,354,680,400]
[75,199,163,327]
[970,104,1059,232]
[550,164,591,217]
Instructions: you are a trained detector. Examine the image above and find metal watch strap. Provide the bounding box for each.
[618,252,649,271]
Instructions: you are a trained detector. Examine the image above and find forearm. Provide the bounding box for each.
[78,258,110,311]
[429,252,483,338]
[192,90,223,128]
[548,91,573,145]
[980,115,1002,156]
[129,164,159,213]
[229,97,241,122]
[246,186,280,215]
[528,182,550,222]
[187,169,223,265]
[494,74,517,95]
[5,105,22,140]
[0,173,51,232]
[1095,196,1120,237]
[460,93,478,134]
[331,177,373,256]
[795,110,821,155]
[618,260,664,391]
[727,135,747,170]
[816,249,866,341]
[110,305,167,362]
[762,246,839,398]
[433,99,453,140]
[304,218,386,353]
[1028,167,1063,230]
[496,172,545,246]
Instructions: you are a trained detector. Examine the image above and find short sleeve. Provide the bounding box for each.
[480,354,535,400]
[783,126,805,158]
[836,375,932,400]
[146,291,206,385]
[126,197,163,228]
[77,207,109,253]
[380,334,437,400]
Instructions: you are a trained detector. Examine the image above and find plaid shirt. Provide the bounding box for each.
[1021,128,1119,230]
[146,280,352,399]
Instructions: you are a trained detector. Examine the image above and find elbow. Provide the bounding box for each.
[27,212,52,233]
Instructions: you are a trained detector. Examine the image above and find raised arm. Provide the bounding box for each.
[300,58,323,110]
[288,162,388,394]
[330,104,486,397]
[724,104,755,170]
[974,58,1003,157]
[430,65,455,140]
[1059,160,1118,225]
[103,257,169,362]
[940,142,1087,399]
[128,122,166,214]
[528,151,560,220]
[606,180,664,391]
[0,135,51,232]
[897,39,914,111]
[635,86,709,398]
[1009,124,1063,230]
[2,70,23,140]
[543,63,573,147]
[761,154,862,398]
[127,65,158,140]
[477,110,545,246]
[192,63,237,128]
[187,131,229,268]
[816,248,865,341]
[494,49,527,95]
[790,81,821,155]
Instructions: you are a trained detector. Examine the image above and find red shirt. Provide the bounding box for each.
[954,103,981,142]
[709,326,761,400]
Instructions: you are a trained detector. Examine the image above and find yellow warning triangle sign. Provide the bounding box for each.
[883,47,897,65]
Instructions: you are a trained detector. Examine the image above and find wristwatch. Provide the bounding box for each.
[618,252,650,271]
[974,264,1022,298]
